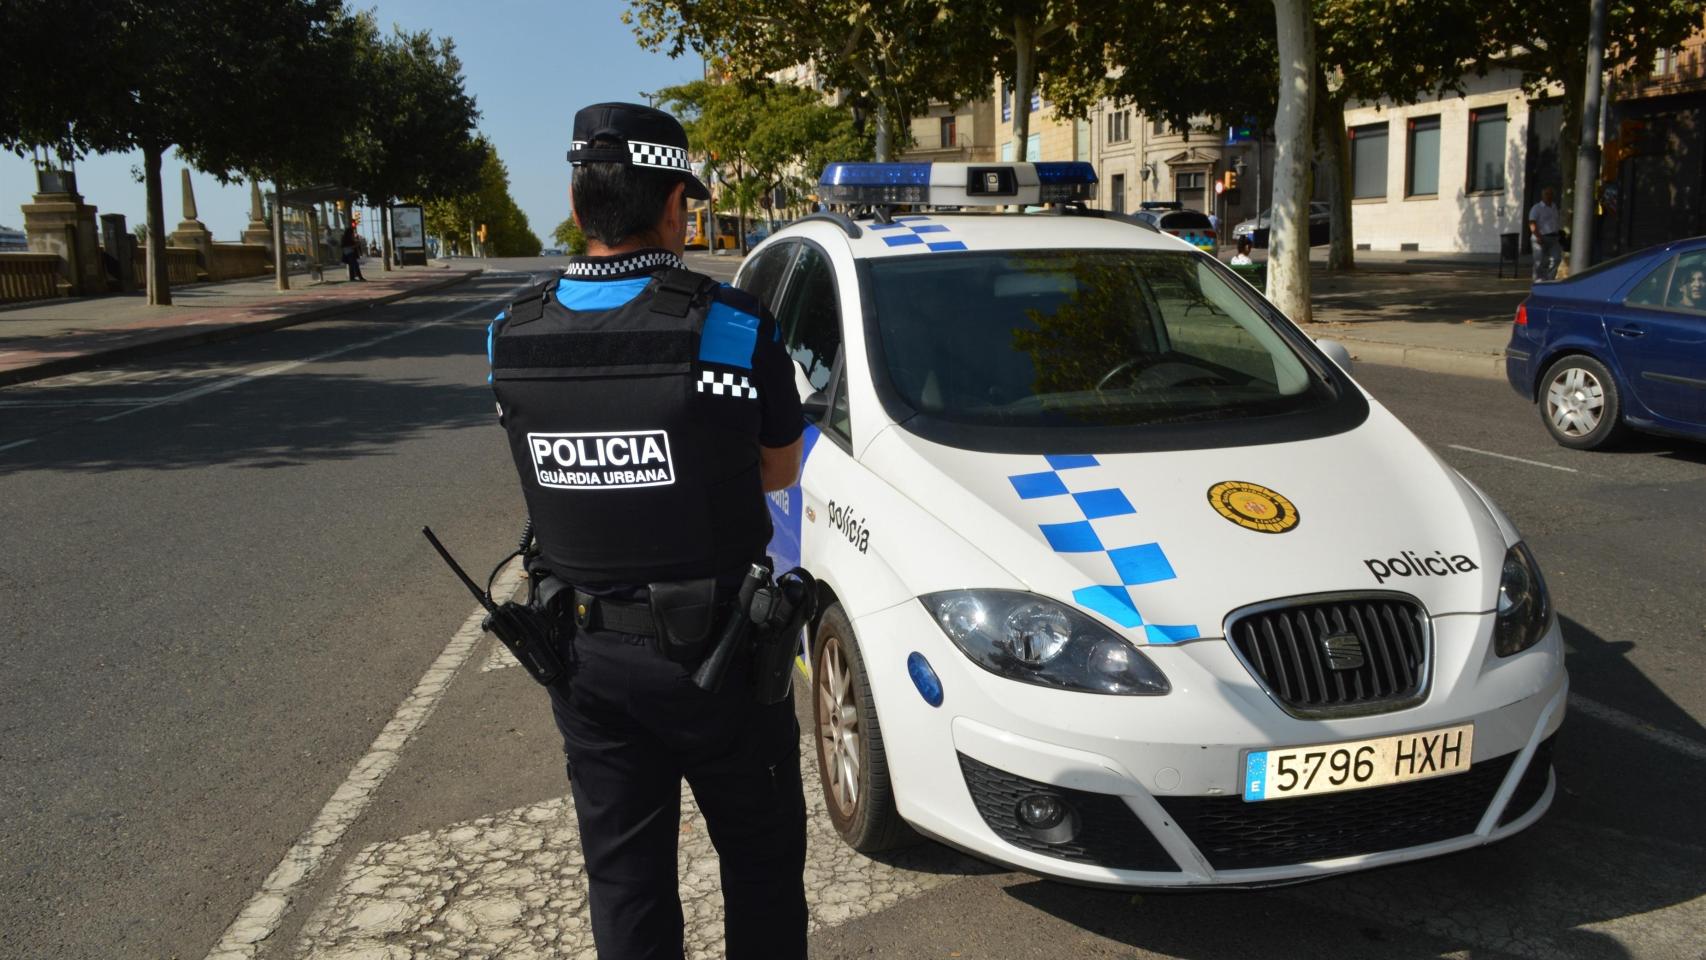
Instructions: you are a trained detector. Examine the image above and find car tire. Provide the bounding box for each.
[812,602,914,853]
[1539,354,1627,450]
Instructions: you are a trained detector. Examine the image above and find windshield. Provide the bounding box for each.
[866,250,1345,448]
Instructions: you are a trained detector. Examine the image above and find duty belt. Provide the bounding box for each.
[572,591,660,637]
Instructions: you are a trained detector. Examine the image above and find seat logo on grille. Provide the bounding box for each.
[1320,632,1365,670]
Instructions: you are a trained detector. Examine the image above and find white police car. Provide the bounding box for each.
[744,161,1566,887]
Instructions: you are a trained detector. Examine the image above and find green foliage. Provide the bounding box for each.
[552,217,588,255]
[627,0,990,155]
[423,138,539,257]
[655,74,872,217]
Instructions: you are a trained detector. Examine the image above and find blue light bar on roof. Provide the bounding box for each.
[818,161,1097,207]
[820,162,932,204]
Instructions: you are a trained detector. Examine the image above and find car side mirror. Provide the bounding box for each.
[1314,338,1354,375]
[802,390,830,423]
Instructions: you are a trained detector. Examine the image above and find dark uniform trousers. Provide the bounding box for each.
[548,623,809,960]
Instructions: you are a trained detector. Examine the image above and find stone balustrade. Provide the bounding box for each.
[0,252,64,303]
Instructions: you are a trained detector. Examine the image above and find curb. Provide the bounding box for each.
[0,269,482,388]
[1329,337,1506,381]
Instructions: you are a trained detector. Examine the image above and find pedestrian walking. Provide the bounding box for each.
[1230,236,1254,265]
[1529,187,1563,282]
[485,102,807,960]
[340,224,365,281]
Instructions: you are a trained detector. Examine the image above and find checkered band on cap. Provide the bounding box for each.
[572,139,693,174]
[560,250,683,277]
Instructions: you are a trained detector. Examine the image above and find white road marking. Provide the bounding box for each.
[0,437,36,453]
[0,398,156,408]
[1447,444,1579,473]
[202,558,528,960]
[1568,693,1706,762]
[94,288,525,425]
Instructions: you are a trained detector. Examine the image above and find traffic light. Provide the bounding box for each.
[351,209,362,227]
[1224,169,1238,191]
[478,223,488,243]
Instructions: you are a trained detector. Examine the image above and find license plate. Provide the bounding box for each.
[1242,724,1473,802]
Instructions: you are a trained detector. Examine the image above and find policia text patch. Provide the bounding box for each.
[527,430,675,489]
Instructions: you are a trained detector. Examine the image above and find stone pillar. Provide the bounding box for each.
[100,213,136,292]
[241,180,272,250]
[168,167,213,279]
[21,169,102,297]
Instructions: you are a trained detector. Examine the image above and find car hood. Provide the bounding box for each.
[862,403,1507,644]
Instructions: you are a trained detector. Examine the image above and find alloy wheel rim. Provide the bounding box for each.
[1546,366,1605,437]
[817,635,861,817]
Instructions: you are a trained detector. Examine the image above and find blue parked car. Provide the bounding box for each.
[1506,238,1706,449]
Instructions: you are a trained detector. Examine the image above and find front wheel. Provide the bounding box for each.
[1540,354,1626,450]
[812,602,914,853]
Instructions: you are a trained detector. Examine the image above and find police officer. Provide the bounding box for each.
[486,103,807,959]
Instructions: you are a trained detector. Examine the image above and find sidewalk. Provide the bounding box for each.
[0,261,481,387]
[1304,256,1528,381]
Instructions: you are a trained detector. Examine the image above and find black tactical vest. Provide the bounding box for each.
[490,269,771,584]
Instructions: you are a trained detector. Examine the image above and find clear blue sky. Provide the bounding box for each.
[0,0,704,245]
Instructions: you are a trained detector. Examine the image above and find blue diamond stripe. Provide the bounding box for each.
[1009,471,1069,499]
[1044,454,1098,470]
[926,241,968,252]
[1144,624,1200,644]
[1108,542,1176,586]
[867,221,908,231]
[893,215,931,222]
[882,233,925,247]
[1072,488,1135,519]
[910,224,949,233]
[1039,520,1102,553]
[1072,585,1144,628]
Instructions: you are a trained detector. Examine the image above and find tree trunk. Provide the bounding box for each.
[1315,79,1355,271]
[382,204,394,270]
[273,179,289,291]
[874,103,894,162]
[1267,0,1315,322]
[1011,14,1036,160]
[142,143,171,306]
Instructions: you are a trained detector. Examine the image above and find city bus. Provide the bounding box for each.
[685,207,740,250]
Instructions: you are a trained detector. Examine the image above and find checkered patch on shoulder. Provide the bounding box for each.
[697,370,757,399]
[560,250,683,278]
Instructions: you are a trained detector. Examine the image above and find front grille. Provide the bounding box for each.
[957,753,1176,871]
[1227,593,1430,717]
[1159,751,1515,871]
[1498,734,1557,826]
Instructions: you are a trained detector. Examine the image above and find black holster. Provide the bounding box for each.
[749,568,817,705]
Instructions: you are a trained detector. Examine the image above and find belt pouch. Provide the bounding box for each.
[647,578,718,665]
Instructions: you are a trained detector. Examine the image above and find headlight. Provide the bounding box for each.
[1493,542,1552,657]
[919,590,1170,695]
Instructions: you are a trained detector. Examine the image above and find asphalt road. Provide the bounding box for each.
[0,269,549,959]
[4,256,1703,960]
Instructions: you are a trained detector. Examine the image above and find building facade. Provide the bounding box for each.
[1600,30,1706,257]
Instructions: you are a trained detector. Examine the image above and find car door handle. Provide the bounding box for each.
[1612,325,1645,338]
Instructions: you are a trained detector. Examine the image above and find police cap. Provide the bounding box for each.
[567,102,711,200]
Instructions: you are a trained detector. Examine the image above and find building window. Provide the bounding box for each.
[1001,140,1014,162]
[1026,133,1041,162]
[1111,173,1126,214]
[1406,115,1440,196]
[1152,117,1166,136]
[1176,171,1205,211]
[1349,121,1389,199]
[1654,48,1679,77]
[1468,106,1507,193]
[1075,118,1091,159]
[940,116,957,149]
[1107,111,1129,144]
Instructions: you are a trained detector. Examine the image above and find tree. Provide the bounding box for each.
[1269,0,1316,323]
[553,217,588,255]
[422,139,539,258]
[656,74,871,245]
[342,17,485,268]
[1479,0,1704,228]
[627,0,988,160]
[0,0,357,305]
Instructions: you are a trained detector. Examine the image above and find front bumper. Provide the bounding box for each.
[859,599,1568,887]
